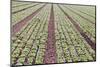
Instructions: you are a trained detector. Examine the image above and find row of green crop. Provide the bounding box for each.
[12,3,37,12]
[54,4,95,63]
[12,3,44,25]
[12,4,51,65]
[65,5,95,17]
[12,1,31,7]
[60,5,95,42]
[64,5,95,23]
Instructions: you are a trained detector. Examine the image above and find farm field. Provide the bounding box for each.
[11,1,96,66]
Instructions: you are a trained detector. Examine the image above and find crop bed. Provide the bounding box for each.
[11,1,96,66]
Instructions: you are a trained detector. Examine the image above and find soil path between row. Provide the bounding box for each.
[43,4,57,64]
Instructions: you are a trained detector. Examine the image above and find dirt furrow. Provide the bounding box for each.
[43,4,57,64]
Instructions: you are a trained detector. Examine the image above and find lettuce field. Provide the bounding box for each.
[11,1,96,66]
